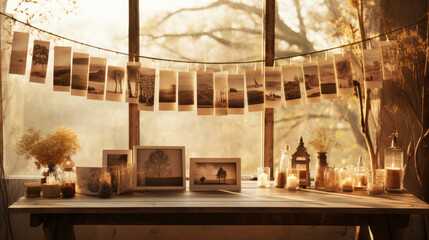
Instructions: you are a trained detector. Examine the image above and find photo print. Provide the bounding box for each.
[281,65,302,107]
[318,58,337,100]
[159,70,178,111]
[245,69,264,112]
[302,63,321,104]
[30,40,50,83]
[53,46,72,92]
[134,146,185,190]
[264,67,282,108]
[71,52,90,97]
[363,49,382,88]
[76,167,112,196]
[190,158,241,191]
[102,150,132,194]
[333,54,354,95]
[106,65,125,102]
[9,31,30,75]
[227,74,245,115]
[126,62,141,103]
[379,41,398,80]
[178,71,195,111]
[214,72,228,116]
[138,68,156,111]
[197,70,214,115]
[87,57,107,100]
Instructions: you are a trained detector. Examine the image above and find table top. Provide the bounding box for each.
[9,182,429,215]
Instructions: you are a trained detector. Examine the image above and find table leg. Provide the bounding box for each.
[369,214,410,240]
[42,214,75,240]
[357,225,370,240]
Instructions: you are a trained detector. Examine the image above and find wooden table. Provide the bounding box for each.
[8,183,429,240]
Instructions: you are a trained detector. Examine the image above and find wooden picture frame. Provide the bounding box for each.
[190,158,241,192]
[133,146,186,190]
[102,150,133,194]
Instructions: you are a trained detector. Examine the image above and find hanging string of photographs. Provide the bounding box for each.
[3,11,427,115]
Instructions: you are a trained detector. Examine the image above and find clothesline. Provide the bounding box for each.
[0,11,427,64]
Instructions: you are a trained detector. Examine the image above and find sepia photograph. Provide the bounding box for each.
[302,63,321,104]
[138,68,156,111]
[71,52,90,97]
[214,72,228,116]
[333,54,354,95]
[197,70,214,115]
[379,41,397,80]
[178,71,195,111]
[76,167,111,196]
[245,69,265,111]
[159,70,178,111]
[87,57,107,100]
[363,49,382,88]
[264,67,282,108]
[227,74,245,115]
[53,46,72,92]
[281,65,302,107]
[190,158,241,191]
[126,62,141,103]
[9,31,30,75]
[318,58,337,100]
[30,40,50,83]
[134,146,185,190]
[102,150,132,194]
[106,65,125,102]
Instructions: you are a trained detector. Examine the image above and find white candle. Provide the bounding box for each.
[342,179,353,192]
[258,173,268,187]
[286,176,298,190]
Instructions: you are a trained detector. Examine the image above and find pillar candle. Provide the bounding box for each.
[286,176,298,190]
[258,173,268,187]
[385,168,401,191]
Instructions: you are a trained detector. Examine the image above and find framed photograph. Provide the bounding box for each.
[102,150,133,194]
[133,146,185,190]
[76,167,112,196]
[190,158,241,192]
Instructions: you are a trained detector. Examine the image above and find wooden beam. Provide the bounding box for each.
[264,0,275,178]
[128,0,140,150]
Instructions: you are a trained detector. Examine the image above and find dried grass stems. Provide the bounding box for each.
[308,127,342,153]
[16,126,81,169]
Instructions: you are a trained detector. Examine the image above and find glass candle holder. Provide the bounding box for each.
[274,167,286,188]
[257,167,270,188]
[324,167,336,192]
[285,169,299,190]
[384,132,403,192]
[335,168,342,190]
[367,169,386,195]
[341,167,355,192]
[355,156,368,190]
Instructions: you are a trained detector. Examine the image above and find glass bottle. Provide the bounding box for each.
[61,156,76,197]
[324,167,336,192]
[384,132,403,192]
[355,156,368,190]
[275,144,291,188]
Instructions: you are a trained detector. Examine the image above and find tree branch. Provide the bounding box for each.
[293,0,307,36]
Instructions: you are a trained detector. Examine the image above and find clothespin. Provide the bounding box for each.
[254,62,257,70]
[168,60,171,70]
[325,51,328,61]
[151,59,155,68]
[187,63,190,72]
[204,63,207,72]
[289,58,292,65]
[273,60,276,68]
[341,48,345,56]
[235,64,238,75]
[309,54,312,63]
[220,64,223,72]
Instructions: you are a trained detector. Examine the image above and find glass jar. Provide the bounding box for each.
[61,157,76,198]
[341,166,355,192]
[355,156,368,190]
[315,152,328,189]
[275,144,291,188]
[257,167,270,188]
[384,132,403,192]
[285,169,299,190]
[367,169,386,195]
[324,167,336,192]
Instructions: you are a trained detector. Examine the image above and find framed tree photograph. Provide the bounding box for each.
[133,146,185,190]
[102,150,133,194]
[190,158,241,192]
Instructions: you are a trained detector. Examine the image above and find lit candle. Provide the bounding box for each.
[286,175,298,190]
[258,173,268,187]
[42,183,61,198]
[385,167,401,191]
[342,179,353,192]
